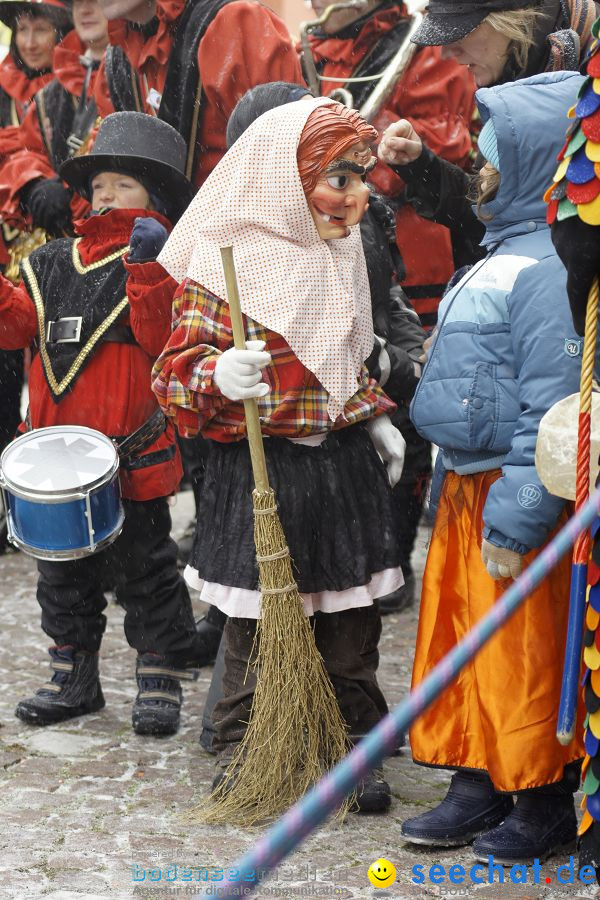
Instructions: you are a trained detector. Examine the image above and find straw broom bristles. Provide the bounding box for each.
[194,248,351,825]
[197,488,351,825]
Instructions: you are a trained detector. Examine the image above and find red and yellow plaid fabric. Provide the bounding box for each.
[152,280,396,441]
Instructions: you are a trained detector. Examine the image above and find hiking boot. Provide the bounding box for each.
[378,572,416,615]
[15,646,104,725]
[401,771,514,847]
[351,769,392,813]
[472,792,577,864]
[132,654,196,736]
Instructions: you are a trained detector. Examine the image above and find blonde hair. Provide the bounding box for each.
[484,8,545,73]
[473,165,501,220]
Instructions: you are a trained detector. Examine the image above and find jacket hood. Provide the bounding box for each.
[476,71,583,245]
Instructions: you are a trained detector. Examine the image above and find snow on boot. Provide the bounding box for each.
[132,654,196,736]
[15,646,104,725]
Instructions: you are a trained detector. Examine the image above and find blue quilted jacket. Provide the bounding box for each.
[410,72,585,552]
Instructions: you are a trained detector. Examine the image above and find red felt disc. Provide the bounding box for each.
[583,107,600,142]
[567,177,600,204]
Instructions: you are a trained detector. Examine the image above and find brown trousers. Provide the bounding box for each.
[213,605,388,764]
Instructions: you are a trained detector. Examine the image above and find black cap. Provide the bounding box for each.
[411,0,542,47]
[60,112,195,223]
[0,0,71,29]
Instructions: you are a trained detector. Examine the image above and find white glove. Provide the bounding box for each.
[214,340,271,401]
[366,413,406,488]
[481,539,524,580]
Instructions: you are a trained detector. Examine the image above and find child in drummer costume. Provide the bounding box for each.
[152,97,406,811]
[0,111,207,736]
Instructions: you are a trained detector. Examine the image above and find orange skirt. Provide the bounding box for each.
[410,470,584,793]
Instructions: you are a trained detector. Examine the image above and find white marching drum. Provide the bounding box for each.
[0,425,125,560]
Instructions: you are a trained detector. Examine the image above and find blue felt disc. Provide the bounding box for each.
[567,147,596,184]
[586,787,600,819]
[576,81,600,118]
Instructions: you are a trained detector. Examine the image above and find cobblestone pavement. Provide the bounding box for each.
[0,490,595,900]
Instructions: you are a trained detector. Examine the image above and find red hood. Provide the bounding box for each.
[107,0,184,69]
[0,52,53,103]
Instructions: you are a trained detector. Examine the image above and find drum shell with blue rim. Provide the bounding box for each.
[0,425,125,560]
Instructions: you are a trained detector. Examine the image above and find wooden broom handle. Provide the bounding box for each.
[220,246,270,493]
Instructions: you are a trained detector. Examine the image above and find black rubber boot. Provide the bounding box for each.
[193,605,226,667]
[472,766,580,864]
[132,654,196,736]
[401,771,514,847]
[351,768,392,813]
[15,646,104,725]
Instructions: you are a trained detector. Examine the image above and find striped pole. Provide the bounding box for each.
[194,485,600,899]
[557,276,599,744]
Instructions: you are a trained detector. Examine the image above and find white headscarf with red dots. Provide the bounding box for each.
[158,96,374,421]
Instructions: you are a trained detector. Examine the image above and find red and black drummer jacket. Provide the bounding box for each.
[0,207,182,501]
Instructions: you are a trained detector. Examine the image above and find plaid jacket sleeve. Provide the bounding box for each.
[152,279,234,437]
[152,279,397,439]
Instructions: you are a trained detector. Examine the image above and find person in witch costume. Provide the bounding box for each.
[0,0,110,240]
[0,0,72,553]
[152,98,406,812]
[0,111,211,736]
[402,72,585,863]
[197,79,428,754]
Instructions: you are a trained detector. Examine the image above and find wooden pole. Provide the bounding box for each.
[220,246,270,493]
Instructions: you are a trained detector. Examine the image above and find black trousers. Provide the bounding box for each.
[213,605,388,764]
[36,497,199,665]
[393,475,429,575]
[0,348,23,452]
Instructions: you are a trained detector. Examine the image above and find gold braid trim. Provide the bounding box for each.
[71,238,129,274]
[22,256,130,397]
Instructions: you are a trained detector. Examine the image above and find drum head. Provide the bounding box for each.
[1,426,118,498]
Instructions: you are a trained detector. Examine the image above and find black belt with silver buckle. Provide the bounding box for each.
[46,316,134,345]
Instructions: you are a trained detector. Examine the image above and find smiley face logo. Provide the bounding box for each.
[367,858,396,888]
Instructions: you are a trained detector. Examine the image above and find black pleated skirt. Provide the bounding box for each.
[189,425,401,594]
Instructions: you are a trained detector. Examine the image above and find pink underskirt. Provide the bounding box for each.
[184,566,404,618]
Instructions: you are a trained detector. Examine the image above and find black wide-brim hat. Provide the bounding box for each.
[60,112,196,223]
[411,0,542,46]
[0,0,71,29]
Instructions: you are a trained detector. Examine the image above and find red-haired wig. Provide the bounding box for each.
[297,102,378,196]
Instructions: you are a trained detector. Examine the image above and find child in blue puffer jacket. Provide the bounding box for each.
[400,71,585,864]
